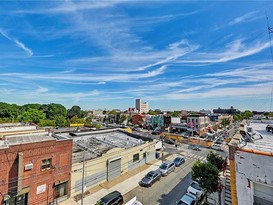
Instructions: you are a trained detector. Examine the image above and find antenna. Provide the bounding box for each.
[269,86,273,113]
[266,11,273,113]
[265,10,273,63]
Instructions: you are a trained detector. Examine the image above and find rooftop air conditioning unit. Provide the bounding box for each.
[25,163,33,171]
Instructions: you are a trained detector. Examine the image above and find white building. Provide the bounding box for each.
[187,115,210,135]
[92,109,104,116]
[229,122,273,205]
[135,99,149,114]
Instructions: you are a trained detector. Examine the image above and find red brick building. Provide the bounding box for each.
[0,132,72,205]
[132,114,145,126]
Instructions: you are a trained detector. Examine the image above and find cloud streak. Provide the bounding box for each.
[0,29,33,56]
[228,11,260,26]
[175,39,270,64]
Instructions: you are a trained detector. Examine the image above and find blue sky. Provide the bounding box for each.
[1,1,273,111]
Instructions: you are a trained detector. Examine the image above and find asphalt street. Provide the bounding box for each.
[123,129,230,205]
[123,158,195,205]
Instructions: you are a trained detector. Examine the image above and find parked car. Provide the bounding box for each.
[266,124,273,132]
[139,170,161,187]
[157,161,175,176]
[164,138,175,145]
[192,145,201,151]
[187,181,205,199]
[176,193,197,205]
[173,156,185,167]
[96,191,123,205]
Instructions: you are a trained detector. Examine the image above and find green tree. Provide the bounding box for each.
[67,106,81,119]
[206,152,224,171]
[120,115,127,124]
[96,124,101,129]
[22,103,41,111]
[109,110,118,115]
[85,116,93,124]
[191,161,220,201]
[233,114,240,121]
[54,115,68,127]
[148,110,157,115]
[45,103,67,119]
[39,119,56,127]
[20,108,46,124]
[0,102,21,119]
[70,116,85,124]
[171,111,180,117]
[241,110,253,119]
[221,118,230,127]
[80,110,88,118]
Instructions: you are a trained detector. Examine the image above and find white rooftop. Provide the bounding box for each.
[238,122,273,153]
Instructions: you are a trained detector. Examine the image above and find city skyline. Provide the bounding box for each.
[1,1,273,111]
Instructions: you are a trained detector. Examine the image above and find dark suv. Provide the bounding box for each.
[96,191,123,205]
[266,124,273,132]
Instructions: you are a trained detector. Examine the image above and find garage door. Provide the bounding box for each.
[107,158,121,181]
[254,182,273,205]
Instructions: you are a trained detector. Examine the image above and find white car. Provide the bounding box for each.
[187,181,205,199]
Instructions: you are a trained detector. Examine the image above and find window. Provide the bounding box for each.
[54,181,68,199]
[41,158,52,170]
[143,153,146,158]
[133,153,139,162]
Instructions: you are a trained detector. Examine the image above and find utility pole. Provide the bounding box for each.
[81,150,86,205]
[161,135,164,163]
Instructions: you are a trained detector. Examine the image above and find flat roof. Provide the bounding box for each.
[237,122,273,153]
[4,132,55,146]
[66,130,146,163]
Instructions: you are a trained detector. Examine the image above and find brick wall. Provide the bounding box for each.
[0,139,72,205]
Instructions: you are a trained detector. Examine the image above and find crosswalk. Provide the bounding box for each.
[211,144,229,151]
[187,153,207,162]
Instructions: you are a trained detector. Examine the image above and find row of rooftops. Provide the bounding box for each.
[0,124,151,163]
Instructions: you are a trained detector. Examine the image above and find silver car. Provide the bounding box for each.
[157,161,175,176]
[140,170,161,187]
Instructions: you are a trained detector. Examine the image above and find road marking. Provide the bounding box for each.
[193,155,199,159]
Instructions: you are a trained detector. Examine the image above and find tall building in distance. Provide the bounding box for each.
[135,99,149,114]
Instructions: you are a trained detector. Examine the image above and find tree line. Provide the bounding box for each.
[0,102,88,127]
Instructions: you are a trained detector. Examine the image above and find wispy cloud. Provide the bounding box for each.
[0,65,167,83]
[228,11,260,26]
[175,39,270,64]
[13,1,124,14]
[0,29,33,56]
[32,55,54,58]
[35,86,48,93]
[213,11,261,31]
[13,39,33,56]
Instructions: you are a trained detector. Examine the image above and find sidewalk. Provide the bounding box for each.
[61,151,186,205]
